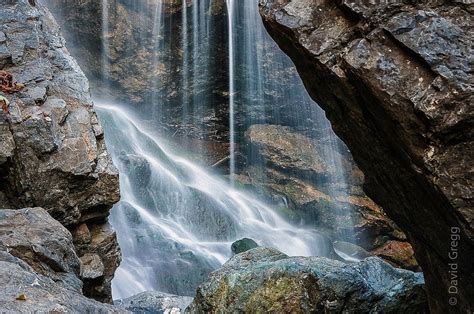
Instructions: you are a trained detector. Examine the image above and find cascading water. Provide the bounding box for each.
[101,0,110,84]
[226,0,236,181]
[44,0,355,301]
[97,103,327,299]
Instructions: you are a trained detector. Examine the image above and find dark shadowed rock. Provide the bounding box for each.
[231,238,259,254]
[188,247,427,313]
[259,1,473,312]
[115,291,193,314]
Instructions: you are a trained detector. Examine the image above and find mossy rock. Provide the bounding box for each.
[231,238,259,254]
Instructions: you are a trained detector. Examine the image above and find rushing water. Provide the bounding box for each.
[44,0,353,301]
[226,0,236,181]
[97,103,329,299]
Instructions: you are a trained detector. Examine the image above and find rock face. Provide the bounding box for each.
[0,0,120,303]
[115,291,193,314]
[259,1,473,312]
[243,124,416,269]
[188,247,427,313]
[0,208,123,313]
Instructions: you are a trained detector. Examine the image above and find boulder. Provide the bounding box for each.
[0,208,124,313]
[115,291,193,314]
[259,1,473,311]
[188,247,427,313]
[0,258,125,313]
[231,238,259,254]
[0,208,81,290]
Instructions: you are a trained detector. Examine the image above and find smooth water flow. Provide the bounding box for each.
[227,0,236,181]
[101,0,109,83]
[42,0,355,300]
[97,103,326,299]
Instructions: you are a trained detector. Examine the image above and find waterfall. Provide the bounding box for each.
[226,0,236,181]
[97,103,327,299]
[101,0,109,83]
[44,0,354,301]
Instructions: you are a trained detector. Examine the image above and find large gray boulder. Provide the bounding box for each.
[188,247,427,313]
[0,208,125,313]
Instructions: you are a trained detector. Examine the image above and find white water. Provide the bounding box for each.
[96,103,327,299]
[226,0,236,182]
[101,0,109,83]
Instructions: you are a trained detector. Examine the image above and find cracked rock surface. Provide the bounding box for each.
[0,0,121,305]
[259,1,473,312]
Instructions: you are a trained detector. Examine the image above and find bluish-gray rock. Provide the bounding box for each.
[188,247,427,313]
[115,291,193,314]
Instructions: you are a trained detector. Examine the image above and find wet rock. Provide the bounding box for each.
[115,291,193,314]
[246,124,340,181]
[188,247,427,313]
[260,1,473,311]
[333,241,371,262]
[231,238,259,254]
[372,240,419,272]
[243,124,415,269]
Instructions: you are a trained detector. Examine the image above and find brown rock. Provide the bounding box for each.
[372,240,419,272]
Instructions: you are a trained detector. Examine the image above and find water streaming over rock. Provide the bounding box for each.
[97,103,329,299]
[44,0,355,300]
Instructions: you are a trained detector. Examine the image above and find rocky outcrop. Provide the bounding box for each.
[0,0,120,303]
[188,247,427,313]
[115,291,193,314]
[259,1,473,312]
[243,124,416,269]
[0,208,124,313]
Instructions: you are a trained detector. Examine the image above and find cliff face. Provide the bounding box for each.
[0,0,120,304]
[259,1,473,313]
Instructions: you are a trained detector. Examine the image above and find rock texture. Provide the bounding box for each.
[0,208,124,313]
[188,247,427,313]
[115,291,193,314]
[0,0,120,304]
[259,1,473,312]
[243,124,416,269]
